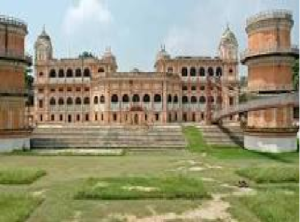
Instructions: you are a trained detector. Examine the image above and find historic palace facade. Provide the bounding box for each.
[33,26,239,125]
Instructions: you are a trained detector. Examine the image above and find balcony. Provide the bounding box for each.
[240,45,299,63]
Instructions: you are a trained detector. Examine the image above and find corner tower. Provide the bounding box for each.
[34,27,53,62]
[241,10,299,152]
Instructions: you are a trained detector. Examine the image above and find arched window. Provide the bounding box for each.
[122,94,129,103]
[209,96,215,103]
[58,69,64,78]
[133,94,140,103]
[216,67,222,77]
[190,67,196,77]
[143,94,150,103]
[67,97,73,105]
[100,95,105,104]
[84,97,90,105]
[168,95,172,103]
[84,68,90,77]
[191,96,197,104]
[111,94,118,103]
[75,97,81,105]
[66,69,73,78]
[181,67,188,77]
[199,96,206,104]
[94,96,98,104]
[75,69,82,77]
[208,67,214,77]
[173,95,178,103]
[200,86,205,91]
[191,86,196,91]
[182,96,188,104]
[49,69,56,78]
[199,67,205,77]
[58,98,64,105]
[98,67,105,73]
[50,97,56,106]
[154,94,162,103]
[182,86,188,91]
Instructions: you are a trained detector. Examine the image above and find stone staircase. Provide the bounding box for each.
[30,125,187,149]
[197,125,244,147]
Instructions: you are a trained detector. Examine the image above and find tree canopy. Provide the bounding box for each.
[293,59,299,91]
[78,51,95,59]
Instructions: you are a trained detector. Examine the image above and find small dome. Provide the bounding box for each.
[102,47,116,60]
[156,45,170,61]
[220,25,238,47]
[37,26,51,41]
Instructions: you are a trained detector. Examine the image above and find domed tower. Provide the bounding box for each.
[102,47,117,73]
[219,25,239,61]
[218,25,239,83]
[155,45,171,72]
[241,10,299,153]
[34,27,53,62]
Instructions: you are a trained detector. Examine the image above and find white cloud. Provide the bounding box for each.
[62,0,112,36]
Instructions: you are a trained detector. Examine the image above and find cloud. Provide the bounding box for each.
[62,0,112,36]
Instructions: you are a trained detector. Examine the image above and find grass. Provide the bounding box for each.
[0,194,43,222]
[76,176,209,200]
[0,168,46,185]
[237,166,299,183]
[229,189,299,222]
[182,126,208,152]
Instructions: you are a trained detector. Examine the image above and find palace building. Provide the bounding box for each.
[33,26,239,126]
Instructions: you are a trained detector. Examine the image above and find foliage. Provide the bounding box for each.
[76,176,209,200]
[293,59,299,91]
[78,51,95,59]
[24,68,34,90]
[237,166,299,183]
[0,194,43,222]
[0,168,46,185]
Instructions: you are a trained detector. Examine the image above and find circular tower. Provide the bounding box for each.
[241,10,299,153]
[0,15,31,151]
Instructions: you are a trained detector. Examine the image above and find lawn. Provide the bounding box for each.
[0,126,297,221]
[237,165,299,183]
[0,168,46,185]
[76,176,209,200]
[0,194,42,222]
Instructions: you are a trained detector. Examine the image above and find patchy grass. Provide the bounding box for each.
[76,176,209,200]
[0,168,46,185]
[183,126,209,152]
[229,189,299,222]
[0,194,43,222]
[8,149,126,157]
[237,166,299,183]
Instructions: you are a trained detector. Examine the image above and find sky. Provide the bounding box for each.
[1,0,299,73]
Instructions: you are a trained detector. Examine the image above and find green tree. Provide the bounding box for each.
[24,68,34,90]
[78,51,95,59]
[293,59,299,91]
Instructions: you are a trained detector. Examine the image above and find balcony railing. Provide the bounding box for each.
[0,15,27,29]
[0,51,32,64]
[246,10,293,26]
[241,46,299,61]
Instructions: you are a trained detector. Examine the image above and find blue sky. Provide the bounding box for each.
[1,0,299,72]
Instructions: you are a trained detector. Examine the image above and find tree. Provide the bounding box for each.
[78,51,95,59]
[293,59,299,91]
[24,68,34,90]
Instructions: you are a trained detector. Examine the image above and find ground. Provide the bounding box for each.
[0,127,298,222]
